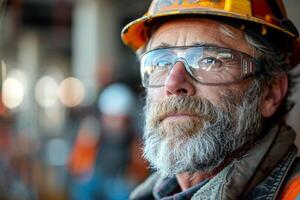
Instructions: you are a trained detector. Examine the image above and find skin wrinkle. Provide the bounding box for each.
[141,18,290,191]
[146,19,251,56]
[219,24,238,40]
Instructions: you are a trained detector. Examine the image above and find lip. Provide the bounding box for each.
[160,113,199,123]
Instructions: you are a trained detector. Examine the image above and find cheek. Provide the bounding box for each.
[194,86,221,105]
[147,88,167,102]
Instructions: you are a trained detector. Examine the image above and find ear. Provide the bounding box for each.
[261,74,288,118]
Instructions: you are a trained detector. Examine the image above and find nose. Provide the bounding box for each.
[165,61,196,96]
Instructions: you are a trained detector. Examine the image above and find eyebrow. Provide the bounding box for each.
[152,42,171,49]
[151,42,223,50]
[191,42,222,48]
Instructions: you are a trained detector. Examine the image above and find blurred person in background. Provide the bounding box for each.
[68,115,101,200]
[121,0,300,199]
[69,83,148,200]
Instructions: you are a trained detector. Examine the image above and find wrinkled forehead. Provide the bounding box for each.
[146,18,251,54]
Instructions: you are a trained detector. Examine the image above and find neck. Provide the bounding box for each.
[176,172,212,191]
[176,163,224,191]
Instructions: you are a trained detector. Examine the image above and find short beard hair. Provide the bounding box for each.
[143,81,262,177]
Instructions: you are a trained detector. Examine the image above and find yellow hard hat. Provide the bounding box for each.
[121,0,300,67]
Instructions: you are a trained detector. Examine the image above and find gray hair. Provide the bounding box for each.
[245,33,297,122]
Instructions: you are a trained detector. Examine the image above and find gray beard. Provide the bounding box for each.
[143,81,262,177]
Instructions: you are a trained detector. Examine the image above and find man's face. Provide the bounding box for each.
[142,19,263,177]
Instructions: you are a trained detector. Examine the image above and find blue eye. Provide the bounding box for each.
[201,57,217,64]
[198,57,222,70]
[156,60,172,68]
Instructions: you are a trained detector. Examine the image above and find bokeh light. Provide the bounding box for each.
[58,77,85,107]
[2,78,24,109]
[35,76,59,108]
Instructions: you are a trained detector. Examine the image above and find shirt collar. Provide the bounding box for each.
[153,176,209,200]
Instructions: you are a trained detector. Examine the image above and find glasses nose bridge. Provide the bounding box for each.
[169,56,189,69]
[164,56,194,85]
[170,57,192,76]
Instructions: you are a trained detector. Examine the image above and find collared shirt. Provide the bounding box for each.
[153,176,209,200]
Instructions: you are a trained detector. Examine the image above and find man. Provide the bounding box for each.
[121,0,300,199]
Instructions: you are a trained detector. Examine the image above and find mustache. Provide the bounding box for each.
[146,96,219,127]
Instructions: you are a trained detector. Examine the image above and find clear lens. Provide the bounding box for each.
[141,49,174,87]
[140,45,257,87]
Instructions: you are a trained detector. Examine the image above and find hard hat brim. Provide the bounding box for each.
[121,9,300,67]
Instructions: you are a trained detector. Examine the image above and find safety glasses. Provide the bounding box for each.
[140,45,258,87]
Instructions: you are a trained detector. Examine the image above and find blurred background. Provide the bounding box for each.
[0,0,298,199]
